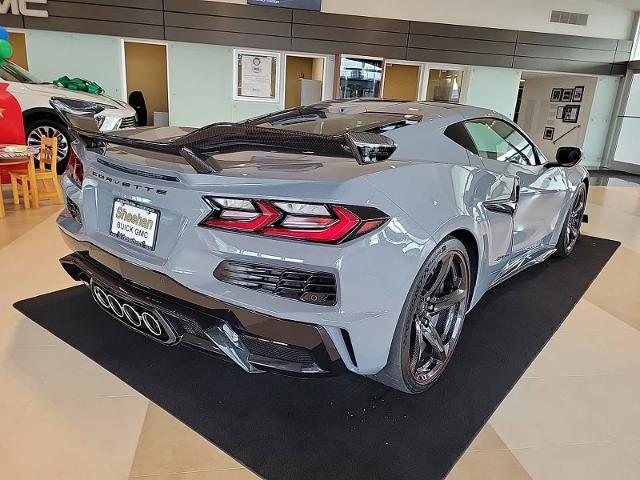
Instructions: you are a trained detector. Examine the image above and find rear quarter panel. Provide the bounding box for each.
[366,161,518,308]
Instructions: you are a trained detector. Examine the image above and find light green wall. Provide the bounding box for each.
[583,76,620,169]
[168,42,281,127]
[232,100,281,123]
[22,34,308,128]
[25,30,123,99]
[465,66,522,119]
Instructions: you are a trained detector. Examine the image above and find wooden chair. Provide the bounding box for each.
[10,137,63,207]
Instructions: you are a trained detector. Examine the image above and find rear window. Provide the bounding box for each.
[245,107,421,136]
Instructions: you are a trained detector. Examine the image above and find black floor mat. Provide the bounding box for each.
[14,236,619,480]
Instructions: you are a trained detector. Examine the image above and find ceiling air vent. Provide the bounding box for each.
[550,10,589,26]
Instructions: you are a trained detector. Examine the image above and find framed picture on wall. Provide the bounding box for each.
[551,88,563,102]
[573,86,584,102]
[563,105,581,123]
[233,50,281,102]
[561,88,574,102]
[556,106,564,119]
[543,127,555,140]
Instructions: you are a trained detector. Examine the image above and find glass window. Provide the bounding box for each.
[426,69,464,103]
[0,61,45,84]
[246,106,420,135]
[338,57,383,99]
[463,118,541,166]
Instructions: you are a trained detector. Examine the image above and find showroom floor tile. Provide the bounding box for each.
[1,183,639,480]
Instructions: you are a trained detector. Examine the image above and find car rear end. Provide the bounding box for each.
[56,112,433,378]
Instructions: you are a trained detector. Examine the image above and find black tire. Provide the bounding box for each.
[25,117,72,174]
[555,183,587,258]
[371,236,472,394]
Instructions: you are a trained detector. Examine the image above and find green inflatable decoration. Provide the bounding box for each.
[54,76,105,95]
[0,39,13,65]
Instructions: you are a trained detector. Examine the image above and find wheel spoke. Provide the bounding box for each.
[431,288,466,313]
[426,254,452,296]
[414,320,427,362]
[422,320,446,362]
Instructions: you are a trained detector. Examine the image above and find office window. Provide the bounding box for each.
[426,69,464,103]
[338,57,383,99]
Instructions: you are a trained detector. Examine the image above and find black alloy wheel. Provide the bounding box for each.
[373,236,471,394]
[556,183,587,258]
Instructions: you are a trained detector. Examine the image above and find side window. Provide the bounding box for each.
[463,118,541,166]
[444,123,477,154]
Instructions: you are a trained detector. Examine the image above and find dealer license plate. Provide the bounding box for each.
[110,199,160,250]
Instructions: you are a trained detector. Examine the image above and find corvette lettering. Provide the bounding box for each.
[91,170,168,195]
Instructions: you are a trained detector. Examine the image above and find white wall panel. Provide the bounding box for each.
[614,119,640,166]
[25,30,124,99]
[168,42,279,127]
[583,76,620,168]
[465,67,521,119]
[623,73,640,117]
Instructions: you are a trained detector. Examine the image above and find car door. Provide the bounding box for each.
[462,118,568,255]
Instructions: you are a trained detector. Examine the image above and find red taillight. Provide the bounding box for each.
[65,151,84,188]
[201,198,388,244]
[263,206,359,243]
[203,200,280,232]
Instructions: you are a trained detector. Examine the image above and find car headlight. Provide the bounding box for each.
[50,98,112,116]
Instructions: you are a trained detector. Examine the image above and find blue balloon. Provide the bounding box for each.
[0,27,8,42]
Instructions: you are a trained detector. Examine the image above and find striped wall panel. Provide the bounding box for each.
[1,0,630,76]
[21,0,164,39]
[1,14,25,29]
[163,0,292,49]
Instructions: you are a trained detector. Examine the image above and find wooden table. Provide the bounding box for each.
[0,145,39,217]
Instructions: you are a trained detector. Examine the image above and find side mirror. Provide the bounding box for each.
[556,147,582,167]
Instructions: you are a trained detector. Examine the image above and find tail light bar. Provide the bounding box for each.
[201,197,389,244]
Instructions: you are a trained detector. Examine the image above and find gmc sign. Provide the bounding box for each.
[0,0,48,18]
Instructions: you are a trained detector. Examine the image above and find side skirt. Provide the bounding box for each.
[490,246,557,288]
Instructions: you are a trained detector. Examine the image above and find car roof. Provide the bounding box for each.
[313,98,501,122]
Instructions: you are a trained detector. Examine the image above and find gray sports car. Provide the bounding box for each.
[55,99,588,394]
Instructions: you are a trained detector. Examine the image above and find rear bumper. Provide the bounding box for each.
[59,234,346,376]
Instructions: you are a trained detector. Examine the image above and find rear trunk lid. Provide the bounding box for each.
[77,126,394,266]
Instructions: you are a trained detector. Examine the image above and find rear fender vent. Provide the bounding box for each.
[550,10,588,26]
[214,261,337,306]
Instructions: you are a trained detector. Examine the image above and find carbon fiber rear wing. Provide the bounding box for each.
[50,97,397,173]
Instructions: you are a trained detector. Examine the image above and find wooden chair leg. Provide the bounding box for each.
[21,176,30,209]
[0,187,5,218]
[11,176,20,205]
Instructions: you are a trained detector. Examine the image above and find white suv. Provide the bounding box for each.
[1,61,136,173]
